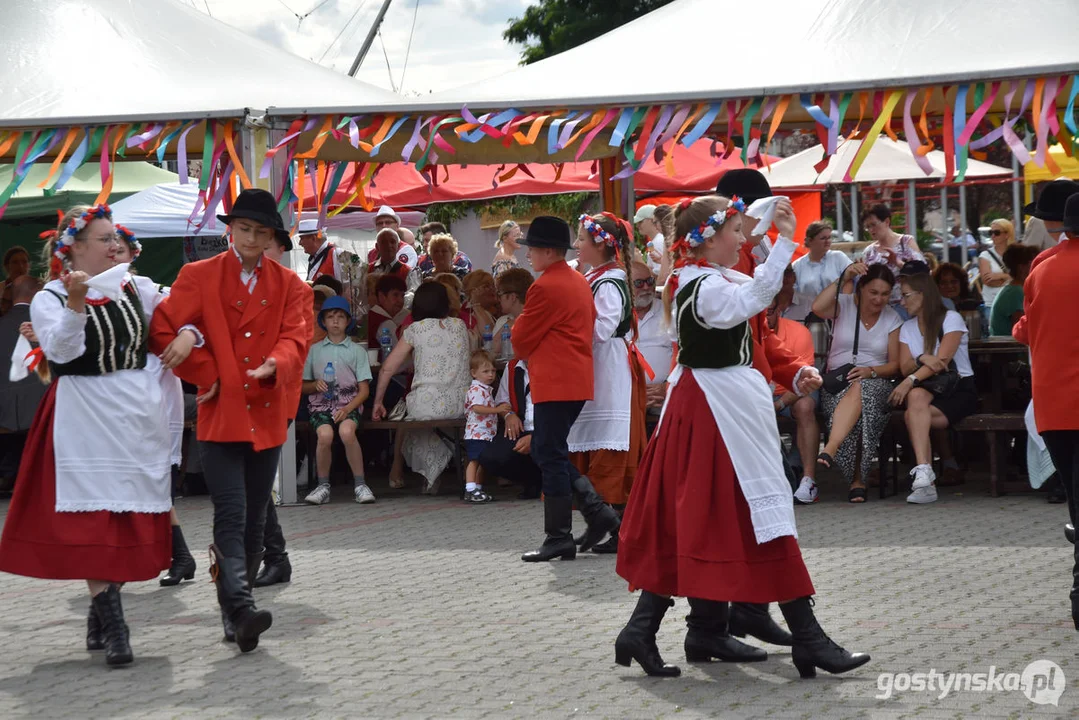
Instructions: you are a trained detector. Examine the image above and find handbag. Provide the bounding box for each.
[916,329,960,397]
[821,278,861,396]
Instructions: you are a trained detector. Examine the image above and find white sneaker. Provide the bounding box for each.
[354,484,376,504]
[793,477,819,505]
[906,466,938,504]
[304,483,332,505]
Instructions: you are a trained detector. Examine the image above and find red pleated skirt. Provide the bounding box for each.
[0,382,171,583]
[616,369,814,603]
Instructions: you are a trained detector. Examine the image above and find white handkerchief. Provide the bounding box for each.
[9,335,31,382]
[744,196,783,236]
[85,263,130,301]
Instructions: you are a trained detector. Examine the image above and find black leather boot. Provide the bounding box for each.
[91,585,133,667]
[729,602,793,646]
[521,495,577,562]
[254,558,293,588]
[86,601,104,651]
[210,544,273,652]
[779,597,870,678]
[570,475,620,553]
[591,534,618,554]
[614,591,680,677]
[1066,523,1075,545]
[684,599,768,663]
[160,525,197,586]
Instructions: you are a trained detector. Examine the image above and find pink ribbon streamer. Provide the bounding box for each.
[575,108,619,162]
[902,91,934,175]
[176,124,197,185]
[1034,77,1060,167]
[957,82,1001,147]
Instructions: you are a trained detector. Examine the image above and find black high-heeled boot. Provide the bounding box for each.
[90,585,133,667]
[729,602,793,645]
[160,524,197,586]
[86,602,104,651]
[591,533,618,554]
[683,599,767,663]
[522,496,577,562]
[614,591,681,677]
[570,475,620,553]
[779,597,870,679]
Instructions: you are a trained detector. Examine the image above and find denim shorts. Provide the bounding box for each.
[774,390,820,418]
[464,439,491,462]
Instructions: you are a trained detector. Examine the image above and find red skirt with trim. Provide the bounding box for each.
[0,382,171,583]
[616,369,814,602]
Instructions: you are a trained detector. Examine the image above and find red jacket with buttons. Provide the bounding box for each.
[149,251,308,451]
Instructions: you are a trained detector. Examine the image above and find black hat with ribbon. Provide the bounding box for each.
[1062,193,1079,234]
[716,168,773,205]
[520,216,572,250]
[218,188,292,247]
[1023,178,1079,221]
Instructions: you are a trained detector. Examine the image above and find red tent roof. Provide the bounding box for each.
[298,143,778,210]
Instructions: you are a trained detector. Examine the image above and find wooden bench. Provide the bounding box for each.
[953,413,1028,497]
[364,418,468,493]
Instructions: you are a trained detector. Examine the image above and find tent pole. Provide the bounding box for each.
[849,184,858,244]
[1012,143,1022,235]
[958,183,968,261]
[834,187,844,238]
[940,187,949,263]
[907,180,917,237]
[599,156,633,220]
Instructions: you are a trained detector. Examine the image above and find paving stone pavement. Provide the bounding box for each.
[0,475,1076,719]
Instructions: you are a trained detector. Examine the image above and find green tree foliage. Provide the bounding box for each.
[503,0,675,65]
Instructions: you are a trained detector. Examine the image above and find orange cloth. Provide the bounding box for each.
[150,251,309,451]
[1013,238,1070,344]
[511,260,596,403]
[1018,240,1079,431]
[749,310,804,393]
[771,318,814,395]
[286,279,315,420]
[571,355,648,505]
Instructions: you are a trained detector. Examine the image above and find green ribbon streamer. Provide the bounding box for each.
[741,97,764,165]
[199,120,216,192]
[619,106,650,169]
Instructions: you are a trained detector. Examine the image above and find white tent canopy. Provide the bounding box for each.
[761,137,1012,188]
[111,182,224,238]
[275,0,1079,116]
[1,0,401,127]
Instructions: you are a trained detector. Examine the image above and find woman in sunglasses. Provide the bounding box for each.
[977,219,1015,310]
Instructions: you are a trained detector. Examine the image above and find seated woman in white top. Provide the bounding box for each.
[812,263,903,503]
[788,220,851,322]
[889,273,978,505]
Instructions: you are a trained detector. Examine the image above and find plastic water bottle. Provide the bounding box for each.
[378,327,393,362]
[322,362,336,404]
[482,323,494,353]
[500,324,513,359]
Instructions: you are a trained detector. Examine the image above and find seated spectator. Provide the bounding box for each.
[978,219,1015,310]
[491,220,522,278]
[491,268,533,359]
[367,274,407,349]
[369,228,413,284]
[416,222,472,278]
[372,282,471,494]
[463,350,505,504]
[0,246,41,317]
[890,272,979,504]
[0,275,47,491]
[767,287,822,504]
[302,297,375,506]
[480,356,542,499]
[628,262,671,411]
[423,233,469,280]
[366,206,419,268]
[990,245,1039,337]
[788,220,852,321]
[461,270,498,338]
[812,263,903,503]
[313,274,344,296]
[933,262,983,312]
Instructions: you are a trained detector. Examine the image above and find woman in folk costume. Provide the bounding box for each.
[614,195,869,680]
[150,188,308,654]
[114,227,198,587]
[568,213,649,554]
[0,205,177,667]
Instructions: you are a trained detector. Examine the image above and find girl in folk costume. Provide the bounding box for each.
[568,213,650,554]
[114,228,198,587]
[614,195,869,680]
[0,205,177,667]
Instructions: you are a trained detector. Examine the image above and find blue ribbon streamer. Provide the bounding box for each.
[548,111,583,156]
[609,107,636,147]
[461,108,519,144]
[799,94,834,129]
[680,103,721,147]
[53,130,91,192]
[1065,75,1079,136]
[369,116,409,157]
[954,84,970,181]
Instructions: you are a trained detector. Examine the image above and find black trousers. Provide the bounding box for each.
[531,400,585,497]
[1043,430,1079,529]
[199,441,281,561]
[478,432,542,492]
[263,502,288,565]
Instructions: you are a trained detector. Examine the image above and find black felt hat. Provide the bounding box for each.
[716,168,773,204]
[1023,178,1079,221]
[521,216,572,250]
[1062,194,1079,234]
[218,188,292,248]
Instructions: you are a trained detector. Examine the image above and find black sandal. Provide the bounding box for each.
[817,452,835,470]
[848,487,867,503]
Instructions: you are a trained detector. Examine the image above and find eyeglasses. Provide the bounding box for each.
[96,235,121,247]
[900,291,921,299]
[990,229,1005,236]
[633,277,656,289]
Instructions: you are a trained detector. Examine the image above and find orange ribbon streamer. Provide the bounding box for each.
[222,121,253,190]
[38,128,79,189]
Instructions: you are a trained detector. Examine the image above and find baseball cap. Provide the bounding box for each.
[633,205,656,223]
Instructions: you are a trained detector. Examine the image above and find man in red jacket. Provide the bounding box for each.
[512,217,621,562]
[151,188,308,653]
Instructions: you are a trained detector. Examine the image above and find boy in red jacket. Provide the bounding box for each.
[150,188,308,653]
[511,217,621,562]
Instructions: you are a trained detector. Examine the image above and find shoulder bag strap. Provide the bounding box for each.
[987,249,1008,274]
[824,276,860,367]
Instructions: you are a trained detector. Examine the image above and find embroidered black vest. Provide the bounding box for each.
[591,277,632,339]
[46,282,149,377]
[675,275,752,370]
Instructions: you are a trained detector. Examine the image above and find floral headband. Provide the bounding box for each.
[115,224,141,259]
[683,196,745,248]
[45,204,112,277]
[579,214,616,248]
